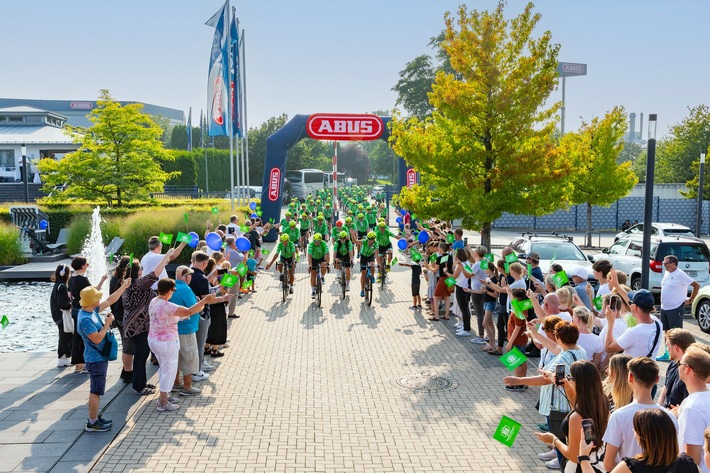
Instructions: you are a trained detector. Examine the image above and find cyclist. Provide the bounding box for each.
[343,216,356,242]
[265,233,296,294]
[313,214,329,243]
[358,231,379,297]
[307,233,330,299]
[333,231,354,292]
[375,221,396,275]
[298,212,311,251]
[284,220,300,257]
[354,213,369,257]
[323,202,333,230]
[279,211,293,230]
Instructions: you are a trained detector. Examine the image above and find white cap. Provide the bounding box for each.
[568,266,588,280]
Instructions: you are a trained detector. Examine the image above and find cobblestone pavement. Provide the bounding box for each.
[91,243,710,473]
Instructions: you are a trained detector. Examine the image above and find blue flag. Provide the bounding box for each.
[230,13,241,138]
[205,1,230,137]
[186,107,192,151]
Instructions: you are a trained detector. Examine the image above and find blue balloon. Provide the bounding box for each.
[417,231,429,244]
[395,217,403,223]
[206,232,222,251]
[236,236,251,252]
[188,231,199,248]
[249,202,257,211]
[397,239,407,250]
[38,219,48,230]
[250,213,258,219]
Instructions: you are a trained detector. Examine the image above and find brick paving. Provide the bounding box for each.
[85,242,709,472]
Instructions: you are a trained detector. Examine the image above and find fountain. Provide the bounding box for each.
[82,207,108,286]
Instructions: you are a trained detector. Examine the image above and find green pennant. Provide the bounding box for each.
[269,218,274,224]
[108,253,114,264]
[257,210,262,217]
[505,253,518,264]
[499,347,528,370]
[445,276,456,287]
[220,273,238,287]
[550,252,557,265]
[176,231,192,244]
[593,297,603,311]
[527,263,533,279]
[463,262,473,272]
[446,234,454,243]
[0,314,9,329]
[440,255,449,263]
[429,254,436,263]
[480,260,489,270]
[552,271,569,287]
[391,257,398,266]
[242,279,253,289]
[484,253,495,263]
[240,225,249,232]
[183,212,189,224]
[493,416,522,447]
[211,207,219,214]
[410,247,422,259]
[504,262,510,273]
[411,213,417,219]
[128,252,134,269]
[248,250,254,258]
[159,232,173,245]
[510,299,526,320]
[422,223,429,229]
[236,262,249,277]
[262,249,270,255]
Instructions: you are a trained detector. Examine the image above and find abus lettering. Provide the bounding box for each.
[306,114,383,141]
[268,168,281,201]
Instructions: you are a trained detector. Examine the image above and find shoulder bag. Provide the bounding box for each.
[62,309,74,333]
[88,329,118,362]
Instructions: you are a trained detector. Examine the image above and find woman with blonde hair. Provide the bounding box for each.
[557,286,577,316]
[573,306,603,368]
[602,353,633,411]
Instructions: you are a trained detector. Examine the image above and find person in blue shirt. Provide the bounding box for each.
[77,280,131,432]
[170,265,202,396]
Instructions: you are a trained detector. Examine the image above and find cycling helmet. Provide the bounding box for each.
[317,215,324,220]
[289,220,297,227]
[280,233,289,242]
[336,221,343,227]
[285,211,292,217]
[357,213,364,219]
[316,199,321,204]
[339,231,348,239]
[367,231,376,239]
[325,203,331,207]
[302,213,308,218]
[378,221,387,228]
[313,233,322,241]
[358,204,364,209]
[345,217,352,223]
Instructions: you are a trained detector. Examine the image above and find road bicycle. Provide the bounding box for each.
[364,264,374,306]
[280,258,294,303]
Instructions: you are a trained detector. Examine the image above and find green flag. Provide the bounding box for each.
[240,225,249,232]
[592,297,603,311]
[391,257,398,266]
[128,253,134,269]
[159,232,173,245]
[505,253,518,264]
[504,262,510,273]
[236,262,249,277]
[0,314,9,329]
[444,276,456,287]
[411,213,417,219]
[242,279,253,289]
[262,249,271,255]
[430,254,436,263]
[550,252,556,265]
[446,234,454,243]
[221,273,238,287]
[176,231,192,244]
[552,270,569,287]
[463,262,473,272]
[480,260,489,270]
[211,207,219,214]
[183,212,189,224]
[411,248,422,260]
[440,255,449,263]
[248,250,255,258]
[527,263,532,279]
[493,416,522,447]
[499,347,528,370]
[108,253,114,264]
[422,223,429,229]
[484,253,495,263]
[269,218,274,224]
[510,299,527,320]
[257,210,263,217]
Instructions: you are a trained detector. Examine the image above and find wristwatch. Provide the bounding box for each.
[577,455,590,463]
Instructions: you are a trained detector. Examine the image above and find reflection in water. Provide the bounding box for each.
[0,281,54,352]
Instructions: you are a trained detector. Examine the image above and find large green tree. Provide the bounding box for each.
[338,143,371,184]
[38,90,175,206]
[390,2,570,247]
[562,107,638,245]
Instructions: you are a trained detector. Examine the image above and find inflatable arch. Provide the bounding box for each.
[259,113,417,242]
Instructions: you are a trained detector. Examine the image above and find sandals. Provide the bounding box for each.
[134,387,155,395]
[427,317,440,321]
[481,346,495,353]
[487,348,503,356]
[210,349,225,358]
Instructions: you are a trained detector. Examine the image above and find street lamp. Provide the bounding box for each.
[698,152,707,237]
[640,114,657,290]
[21,143,28,203]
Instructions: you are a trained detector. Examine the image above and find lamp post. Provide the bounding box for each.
[21,143,28,203]
[698,152,706,237]
[640,114,657,290]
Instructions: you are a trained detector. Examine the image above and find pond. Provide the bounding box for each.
[0,281,55,352]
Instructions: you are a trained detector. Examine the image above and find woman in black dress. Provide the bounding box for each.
[205,260,232,357]
[49,264,73,367]
[68,256,106,373]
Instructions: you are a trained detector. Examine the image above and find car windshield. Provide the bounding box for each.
[656,243,710,262]
[531,241,586,261]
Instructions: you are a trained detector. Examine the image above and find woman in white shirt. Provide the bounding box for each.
[573,306,604,369]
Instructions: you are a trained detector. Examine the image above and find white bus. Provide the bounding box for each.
[285,169,324,200]
[324,172,345,188]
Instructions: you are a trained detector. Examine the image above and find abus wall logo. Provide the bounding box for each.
[70,102,93,110]
[306,114,383,141]
[406,169,418,188]
[268,168,281,202]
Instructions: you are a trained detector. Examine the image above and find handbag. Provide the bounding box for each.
[88,329,118,362]
[61,309,74,333]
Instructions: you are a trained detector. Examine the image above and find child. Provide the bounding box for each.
[504,288,530,391]
[243,255,258,294]
[399,257,422,309]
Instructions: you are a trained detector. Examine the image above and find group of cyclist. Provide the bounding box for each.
[266,187,396,299]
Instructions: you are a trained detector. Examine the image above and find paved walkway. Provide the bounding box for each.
[2,241,710,472]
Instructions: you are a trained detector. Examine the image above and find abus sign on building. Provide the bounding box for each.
[306,114,383,141]
[268,168,281,202]
[406,169,418,188]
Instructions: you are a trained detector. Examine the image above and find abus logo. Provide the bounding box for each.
[406,169,417,188]
[562,64,585,73]
[268,168,281,202]
[306,114,383,141]
[211,77,224,126]
[70,102,93,110]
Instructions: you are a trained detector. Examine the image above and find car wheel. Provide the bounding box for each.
[696,299,710,334]
[630,276,642,291]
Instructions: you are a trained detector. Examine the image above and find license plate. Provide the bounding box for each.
[687,271,697,277]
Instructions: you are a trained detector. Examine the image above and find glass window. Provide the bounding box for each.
[626,242,643,258]
[531,242,586,261]
[609,241,627,255]
[657,243,710,263]
[304,171,324,184]
[285,171,302,183]
[0,150,15,168]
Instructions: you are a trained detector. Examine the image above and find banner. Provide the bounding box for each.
[206,1,230,137]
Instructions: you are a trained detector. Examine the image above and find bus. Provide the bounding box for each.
[285,169,324,200]
[324,172,345,188]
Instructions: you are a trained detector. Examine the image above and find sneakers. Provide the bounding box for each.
[85,419,111,432]
[360,291,365,297]
[538,450,557,461]
[545,458,560,470]
[537,423,549,432]
[179,387,202,396]
[455,330,471,337]
[57,355,71,367]
[505,385,525,391]
[289,287,294,294]
[191,371,209,382]
[98,416,112,425]
[201,362,215,372]
[311,290,316,299]
[470,337,487,344]
[157,402,180,412]
[171,384,183,392]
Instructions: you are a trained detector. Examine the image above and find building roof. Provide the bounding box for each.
[0,125,77,145]
[0,106,48,113]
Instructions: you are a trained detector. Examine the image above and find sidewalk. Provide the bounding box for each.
[2,241,709,472]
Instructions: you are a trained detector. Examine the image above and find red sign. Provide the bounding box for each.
[306,114,383,141]
[70,102,93,110]
[268,168,281,201]
[406,169,418,188]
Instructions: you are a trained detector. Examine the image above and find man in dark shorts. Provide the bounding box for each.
[307,233,330,299]
[358,231,379,297]
[333,231,354,291]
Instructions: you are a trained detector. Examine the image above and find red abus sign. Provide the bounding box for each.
[268,168,281,201]
[306,113,383,141]
[406,169,418,188]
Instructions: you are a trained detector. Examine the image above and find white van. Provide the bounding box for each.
[285,169,324,200]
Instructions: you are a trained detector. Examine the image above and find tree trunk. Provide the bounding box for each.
[481,222,492,250]
[586,202,592,247]
[117,187,122,207]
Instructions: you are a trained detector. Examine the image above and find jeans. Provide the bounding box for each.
[130,332,150,391]
[455,286,471,332]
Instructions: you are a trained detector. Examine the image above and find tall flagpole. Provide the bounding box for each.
[238,29,246,208]
[227,2,235,212]
[201,109,209,193]
[234,11,243,206]
[241,30,250,200]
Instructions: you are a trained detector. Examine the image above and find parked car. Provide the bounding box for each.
[691,287,710,333]
[614,222,693,242]
[592,235,710,293]
[508,233,596,287]
[224,186,262,200]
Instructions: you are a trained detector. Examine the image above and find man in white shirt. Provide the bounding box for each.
[657,255,700,361]
[605,289,663,359]
[676,344,710,472]
[225,215,242,239]
[140,236,186,290]
[603,357,678,471]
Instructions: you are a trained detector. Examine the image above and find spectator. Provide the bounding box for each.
[69,256,107,374]
[140,236,185,290]
[602,353,633,411]
[525,251,544,283]
[676,345,710,471]
[592,260,614,297]
[449,248,473,336]
[188,251,213,380]
[659,329,695,410]
[170,266,204,396]
[597,292,629,371]
[109,256,133,384]
[573,306,603,368]
[49,264,73,367]
[657,255,700,361]
[504,288,532,391]
[569,267,592,310]
[604,290,663,360]
[602,357,678,471]
[429,242,453,321]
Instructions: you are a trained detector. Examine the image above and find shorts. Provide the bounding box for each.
[300,229,309,236]
[357,231,367,239]
[378,243,392,255]
[483,301,496,312]
[117,323,135,355]
[661,304,685,331]
[360,253,375,270]
[311,257,326,271]
[86,361,108,395]
[434,277,450,298]
[412,281,421,297]
[178,333,199,376]
[336,255,351,267]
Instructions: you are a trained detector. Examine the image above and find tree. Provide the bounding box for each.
[390,2,569,248]
[247,114,289,184]
[617,141,643,164]
[338,143,371,184]
[38,90,176,206]
[561,107,638,246]
[392,55,436,120]
[169,125,201,150]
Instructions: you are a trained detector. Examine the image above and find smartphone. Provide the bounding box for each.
[609,295,618,311]
[581,418,595,443]
[227,227,235,234]
[217,268,227,275]
[555,364,566,385]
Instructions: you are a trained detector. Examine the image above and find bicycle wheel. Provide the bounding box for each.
[282,275,288,303]
[380,266,386,291]
[316,275,322,308]
[365,276,372,306]
[341,270,346,300]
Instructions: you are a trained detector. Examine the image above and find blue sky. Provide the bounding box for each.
[1,0,708,138]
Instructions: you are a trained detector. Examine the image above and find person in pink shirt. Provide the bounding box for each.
[148,279,214,412]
